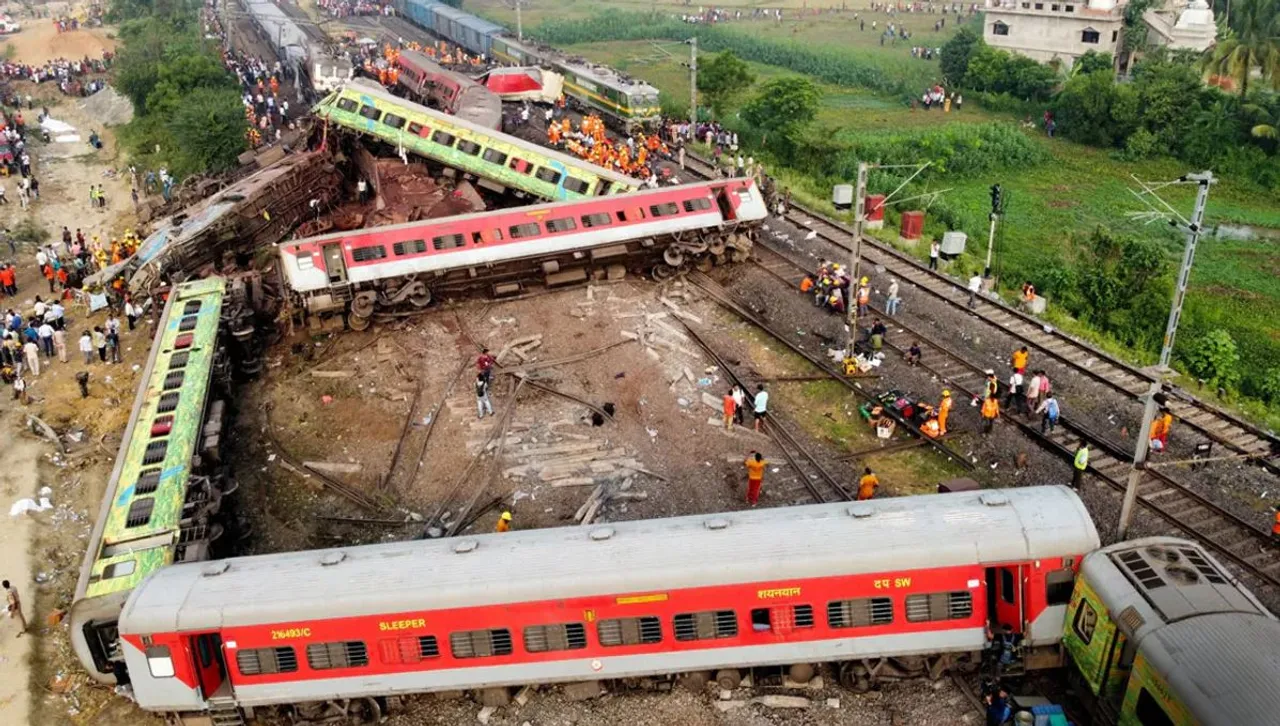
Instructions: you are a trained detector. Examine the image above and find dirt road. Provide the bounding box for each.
[2,15,116,67]
[0,419,40,725]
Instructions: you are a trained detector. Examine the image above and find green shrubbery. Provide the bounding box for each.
[533,13,933,99]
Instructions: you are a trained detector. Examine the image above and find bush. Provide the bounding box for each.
[1181,329,1242,390]
[1258,368,1280,404]
[9,218,50,247]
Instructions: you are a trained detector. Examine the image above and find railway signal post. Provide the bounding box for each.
[1118,171,1215,540]
[688,37,698,129]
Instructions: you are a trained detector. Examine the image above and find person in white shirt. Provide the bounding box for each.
[78,331,94,364]
[37,322,54,358]
[968,274,982,309]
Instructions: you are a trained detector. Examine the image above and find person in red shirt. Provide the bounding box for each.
[476,347,496,383]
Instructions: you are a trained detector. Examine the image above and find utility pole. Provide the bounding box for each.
[847,161,869,354]
[984,184,1002,277]
[516,0,523,41]
[688,37,698,129]
[1116,171,1214,540]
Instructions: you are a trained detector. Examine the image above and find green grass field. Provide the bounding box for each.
[467,0,1280,418]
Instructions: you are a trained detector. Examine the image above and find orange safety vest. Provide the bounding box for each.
[1273,511,1280,536]
[938,396,952,433]
[857,474,878,500]
[1012,350,1029,370]
[922,418,940,438]
[800,276,814,293]
[981,397,1000,419]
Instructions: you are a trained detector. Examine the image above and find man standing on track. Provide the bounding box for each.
[752,383,769,432]
[744,451,767,506]
[476,347,496,383]
[968,272,983,309]
[938,389,953,435]
[475,373,494,418]
[1073,443,1090,489]
[722,388,736,431]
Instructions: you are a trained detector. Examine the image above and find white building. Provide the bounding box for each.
[981,0,1217,70]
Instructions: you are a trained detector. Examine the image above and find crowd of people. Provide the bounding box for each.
[316,0,395,19]
[202,7,298,149]
[0,52,114,97]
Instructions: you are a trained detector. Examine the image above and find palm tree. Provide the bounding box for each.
[1202,0,1280,96]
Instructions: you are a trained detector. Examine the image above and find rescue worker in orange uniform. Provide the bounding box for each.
[1149,409,1173,452]
[1272,506,1280,545]
[981,395,1000,435]
[938,389,953,435]
[496,511,512,532]
[1011,346,1029,374]
[921,415,941,438]
[857,468,879,501]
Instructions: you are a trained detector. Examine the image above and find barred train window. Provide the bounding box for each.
[306,641,369,670]
[450,629,513,658]
[379,635,439,664]
[673,610,738,641]
[535,167,563,184]
[382,113,406,130]
[905,592,973,622]
[597,616,662,647]
[432,234,466,251]
[432,130,457,147]
[457,140,482,156]
[523,622,588,652]
[358,105,381,121]
[351,245,387,262]
[828,597,894,628]
[508,223,541,239]
[336,98,358,113]
[482,148,508,165]
[545,217,577,233]
[393,239,427,256]
[581,213,612,228]
[683,198,713,213]
[649,202,680,217]
[563,177,590,195]
[237,647,298,675]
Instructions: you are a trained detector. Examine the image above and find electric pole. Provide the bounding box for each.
[1116,171,1214,540]
[847,161,868,354]
[516,0,523,41]
[688,37,698,129]
[985,184,1002,277]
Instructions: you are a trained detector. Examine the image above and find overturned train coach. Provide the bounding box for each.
[119,486,1098,722]
[278,178,766,328]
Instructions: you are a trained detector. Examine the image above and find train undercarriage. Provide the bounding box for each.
[295,226,756,331]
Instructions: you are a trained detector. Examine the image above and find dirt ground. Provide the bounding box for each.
[1,11,116,67]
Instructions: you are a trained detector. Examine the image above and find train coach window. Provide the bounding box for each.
[143,441,168,466]
[168,351,191,370]
[1072,600,1097,645]
[649,202,680,218]
[523,623,588,653]
[336,98,358,113]
[1135,688,1175,726]
[1046,570,1075,606]
[382,113,407,130]
[351,245,388,262]
[581,213,612,228]
[135,469,162,495]
[905,592,973,623]
[306,641,370,670]
[509,157,534,175]
[379,635,440,665]
[482,148,508,166]
[673,610,738,641]
[457,140,482,156]
[535,167,563,185]
[563,177,591,195]
[145,646,174,678]
[751,605,815,633]
[182,300,202,315]
[433,234,465,251]
[509,223,541,239]
[237,647,298,676]
[358,105,382,121]
[450,629,513,659]
[545,217,577,233]
[393,239,428,256]
[597,616,662,647]
[125,497,156,528]
[1001,570,1016,604]
[407,122,428,137]
[101,559,136,580]
[683,197,713,213]
[157,392,180,414]
[163,370,185,391]
[827,597,894,628]
[432,130,457,147]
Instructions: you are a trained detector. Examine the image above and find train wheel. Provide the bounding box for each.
[652,263,677,281]
[408,287,432,308]
[788,663,815,684]
[708,238,727,256]
[694,255,714,273]
[350,293,375,318]
[678,671,711,692]
[730,248,750,263]
[348,313,371,331]
[348,697,381,725]
[663,247,685,267]
[712,253,727,267]
[714,669,742,691]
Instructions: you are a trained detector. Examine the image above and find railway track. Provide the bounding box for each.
[749,240,1280,602]
[681,153,1280,477]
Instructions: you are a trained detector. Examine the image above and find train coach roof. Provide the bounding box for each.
[451,11,504,36]
[120,486,1097,633]
[243,0,309,65]
[330,79,638,186]
[1143,613,1280,725]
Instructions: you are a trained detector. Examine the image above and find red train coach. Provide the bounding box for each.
[118,486,1098,719]
[279,178,765,327]
[394,49,502,130]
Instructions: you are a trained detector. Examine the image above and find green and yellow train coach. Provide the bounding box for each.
[70,278,235,685]
[1062,537,1280,725]
[314,79,640,201]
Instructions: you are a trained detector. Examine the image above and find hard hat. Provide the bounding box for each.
[942,389,951,397]
[860,277,870,284]
[500,511,512,521]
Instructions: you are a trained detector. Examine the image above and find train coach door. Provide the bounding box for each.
[322,244,348,285]
[189,633,228,701]
[986,565,1025,634]
[715,188,737,221]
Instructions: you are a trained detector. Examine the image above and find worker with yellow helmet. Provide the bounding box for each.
[495,511,512,533]
[938,389,953,436]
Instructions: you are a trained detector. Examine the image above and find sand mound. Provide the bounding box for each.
[76,85,134,127]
